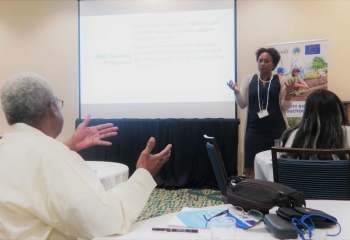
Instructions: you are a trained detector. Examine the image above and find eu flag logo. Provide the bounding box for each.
[305,44,320,55]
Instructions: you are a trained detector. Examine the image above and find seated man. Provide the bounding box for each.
[0,72,172,239]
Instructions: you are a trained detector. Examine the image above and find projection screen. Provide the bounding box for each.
[79,0,237,118]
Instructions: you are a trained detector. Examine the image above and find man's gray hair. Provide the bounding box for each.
[1,72,57,125]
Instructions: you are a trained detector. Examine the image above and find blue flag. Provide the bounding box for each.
[305,44,320,55]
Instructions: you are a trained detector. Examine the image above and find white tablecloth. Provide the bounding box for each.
[93,200,349,239]
[254,150,273,181]
[86,161,129,190]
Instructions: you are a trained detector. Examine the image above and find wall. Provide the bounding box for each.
[235,0,350,175]
[0,1,78,141]
[1,1,350,174]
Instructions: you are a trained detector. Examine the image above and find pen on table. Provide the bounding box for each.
[152,228,198,233]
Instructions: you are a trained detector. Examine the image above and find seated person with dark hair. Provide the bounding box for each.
[0,72,172,239]
[280,89,350,160]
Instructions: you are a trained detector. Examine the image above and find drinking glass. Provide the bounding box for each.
[210,215,236,240]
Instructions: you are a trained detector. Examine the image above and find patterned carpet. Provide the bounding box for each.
[136,188,223,221]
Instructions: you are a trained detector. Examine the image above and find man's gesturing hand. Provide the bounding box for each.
[136,137,172,177]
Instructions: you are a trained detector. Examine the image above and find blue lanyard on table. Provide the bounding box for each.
[291,214,341,240]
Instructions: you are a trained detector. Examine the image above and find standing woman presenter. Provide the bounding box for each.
[227,47,295,179]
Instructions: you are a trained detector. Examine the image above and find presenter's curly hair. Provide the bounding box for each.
[1,72,56,125]
[255,47,281,71]
[280,89,349,160]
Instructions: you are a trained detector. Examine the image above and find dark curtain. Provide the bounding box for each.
[76,118,240,189]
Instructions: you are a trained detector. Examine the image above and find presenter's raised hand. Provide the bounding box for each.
[285,78,296,94]
[227,80,240,94]
[136,137,172,177]
[64,114,118,151]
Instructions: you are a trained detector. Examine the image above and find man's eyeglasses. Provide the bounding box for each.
[48,98,64,109]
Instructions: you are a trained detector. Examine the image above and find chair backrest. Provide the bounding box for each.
[203,135,230,202]
[271,147,350,200]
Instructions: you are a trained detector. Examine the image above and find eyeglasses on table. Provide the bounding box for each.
[230,206,264,222]
[203,206,264,228]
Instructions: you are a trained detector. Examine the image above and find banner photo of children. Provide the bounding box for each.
[266,39,328,127]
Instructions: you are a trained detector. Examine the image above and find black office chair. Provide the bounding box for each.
[271,147,350,200]
[204,134,231,203]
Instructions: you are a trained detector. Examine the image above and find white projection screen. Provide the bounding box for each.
[79,0,237,119]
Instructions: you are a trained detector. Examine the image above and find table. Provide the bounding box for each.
[92,200,349,239]
[86,161,129,190]
[254,150,273,181]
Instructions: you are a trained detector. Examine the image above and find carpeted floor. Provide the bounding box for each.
[136,188,223,221]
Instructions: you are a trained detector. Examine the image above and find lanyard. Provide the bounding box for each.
[257,74,273,112]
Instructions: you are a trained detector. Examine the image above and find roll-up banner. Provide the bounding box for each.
[267,39,328,125]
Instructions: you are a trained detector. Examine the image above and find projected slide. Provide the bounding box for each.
[80,9,234,104]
